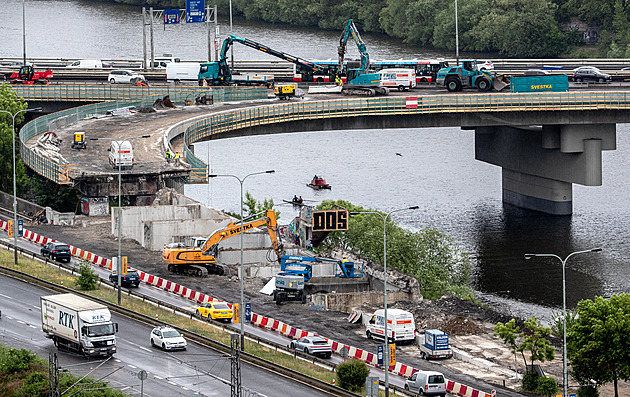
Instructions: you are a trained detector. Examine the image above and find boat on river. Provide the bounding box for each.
[307,175,331,190]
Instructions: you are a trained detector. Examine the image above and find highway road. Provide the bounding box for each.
[0,272,339,396]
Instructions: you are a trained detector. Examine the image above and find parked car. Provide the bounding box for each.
[150,326,187,351]
[40,242,71,262]
[478,60,494,70]
[524,69,550,76]
[573,68,612,83]
[109,269,140,287]
[621,66,630,71]
[289,335,332,358]
[108,69,146,84]
[405,370,446,396]
[573,66,600,72]
[195,301,233,322]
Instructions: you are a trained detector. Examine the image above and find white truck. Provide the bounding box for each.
[41,293,118,357]
[365,308,416,344]
[418,329,453,359]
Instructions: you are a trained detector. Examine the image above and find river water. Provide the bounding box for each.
[3,0,629,320]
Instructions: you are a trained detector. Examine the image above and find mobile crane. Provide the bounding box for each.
[199,34,327,86]
[337,19,388,96]
[162,209,283,277]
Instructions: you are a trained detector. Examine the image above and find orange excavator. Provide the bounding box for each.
[162,209,283,277]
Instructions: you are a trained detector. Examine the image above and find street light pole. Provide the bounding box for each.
[350,206,419,397]
[208,170,275,348]
[229,0,234,68]
[455,0,459,66]
[0,107,41,264]
[524,248,602,397]
[90,135,150,305]
[22,0,27,67]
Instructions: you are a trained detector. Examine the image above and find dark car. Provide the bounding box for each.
[109,269,140,287]
[573,68,612,83]
[40,242,71,262]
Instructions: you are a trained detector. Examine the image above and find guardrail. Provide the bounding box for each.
[181,91,630,172]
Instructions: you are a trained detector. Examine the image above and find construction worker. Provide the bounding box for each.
[335,74,342,86]
[166,150,172,162]
[174,152,180,160]
[341,255,353,277]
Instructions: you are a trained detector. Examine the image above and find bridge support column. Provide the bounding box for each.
[475,124,615,215]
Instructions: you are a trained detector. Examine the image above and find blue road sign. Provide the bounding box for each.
[245,302,251,323]
[186,0,205,23]
[377,345,383,367]
[17,220,23,237]
[164,9,180,24]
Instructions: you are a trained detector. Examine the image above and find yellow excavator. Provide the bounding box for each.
[162,209,283,277]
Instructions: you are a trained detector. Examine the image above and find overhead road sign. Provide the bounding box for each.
[164,9,180,24]
[186,0,205,23]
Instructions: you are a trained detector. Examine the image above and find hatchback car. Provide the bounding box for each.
[109,269,140,287]
[195,301,233,322]
[150,326,187,351]
[478,60,494,70]
[573,68,611,83]
[108,69,146,84]
[40,242,71,262]
[289,335,332,358]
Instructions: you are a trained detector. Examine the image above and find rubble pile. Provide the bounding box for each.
[30,132,68,164]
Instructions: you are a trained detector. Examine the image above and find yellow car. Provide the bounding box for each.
[195,301,233,322]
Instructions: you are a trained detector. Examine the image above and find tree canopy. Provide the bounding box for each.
[0,84,28,197]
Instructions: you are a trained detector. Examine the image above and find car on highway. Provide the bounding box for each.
[40,242,71,262]
[108,69,146,84]
[109,269,140,287]
[478,60,494,70]
[195,301,233,322]
[572,68,612,83]
[621,66,630,71]
[404,370,446,396]
[150,326,187,351]
[289,335,332,358]
[523,69,550,76]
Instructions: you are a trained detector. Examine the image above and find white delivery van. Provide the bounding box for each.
[378,68,416,91]
[67,59,104,68]
[108,140,134,170]
[366,308,416,343]
[404,371,446,397]
[166,62,202,84]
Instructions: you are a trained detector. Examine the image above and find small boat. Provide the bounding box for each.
[307,175,331,190]
[283,196,305,206]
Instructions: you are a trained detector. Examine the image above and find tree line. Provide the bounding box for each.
[102,0,630,58]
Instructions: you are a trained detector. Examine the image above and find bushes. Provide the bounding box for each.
[76,260,99,291]
[335,359,369,392]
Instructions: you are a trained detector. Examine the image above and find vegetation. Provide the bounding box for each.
[98,0,630,58]
[567,293,630,397]
[316,200,473,300]
[335,359,370,392]
[0,344,128,396]
[76,260,100,290]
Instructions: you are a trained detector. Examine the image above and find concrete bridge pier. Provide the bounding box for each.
[475,124,616,215]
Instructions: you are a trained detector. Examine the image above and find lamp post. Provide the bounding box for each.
[22,0,27,67]
[229,0,234,68]
[350,206,419,397]
[208,170,275,348]
[0,107,42,264]
[455,0,459,66]
[90,135,150,305]
[524,248,602,397]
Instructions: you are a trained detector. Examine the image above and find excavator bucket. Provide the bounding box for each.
[493,74,511,91]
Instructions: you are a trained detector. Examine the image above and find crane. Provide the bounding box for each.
[337,19,388,96]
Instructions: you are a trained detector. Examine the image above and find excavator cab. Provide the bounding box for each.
[71,132,87,149]
[18,65,34,81]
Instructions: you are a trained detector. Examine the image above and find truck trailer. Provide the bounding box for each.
[418,329,453,360]
[41,293,118,357]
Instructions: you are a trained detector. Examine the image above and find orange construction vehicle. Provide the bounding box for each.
[162,209,283,277]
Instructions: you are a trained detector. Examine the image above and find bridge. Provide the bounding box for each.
[12,85,630,215]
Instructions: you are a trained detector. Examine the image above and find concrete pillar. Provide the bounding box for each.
[475,123,615,215]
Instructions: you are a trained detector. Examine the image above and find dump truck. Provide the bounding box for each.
[418,329,453,359]
[436,59,509,92]
[41,293,118,357]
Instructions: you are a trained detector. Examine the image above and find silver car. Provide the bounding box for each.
[150,326,187,351]
[289,335,332,358]
[108,69,146,84]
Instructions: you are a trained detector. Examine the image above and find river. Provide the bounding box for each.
[2,0,629,321]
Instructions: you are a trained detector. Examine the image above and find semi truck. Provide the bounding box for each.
[41,293,118,357]
[418,329,453,359]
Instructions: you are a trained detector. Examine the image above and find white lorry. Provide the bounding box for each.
[41,293,118,357]
[418,329,453,359]
[365,308,416,343]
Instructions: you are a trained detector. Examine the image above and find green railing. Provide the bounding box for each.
[181,91,630,176]
[17,85,267,183]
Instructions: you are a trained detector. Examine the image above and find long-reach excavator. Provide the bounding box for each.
[162,209,283,277]
[199,34,327,86]
[337,19,388,96]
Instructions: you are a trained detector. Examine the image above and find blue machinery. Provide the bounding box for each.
[278,255,364,282]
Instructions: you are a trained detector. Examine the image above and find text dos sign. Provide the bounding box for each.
[312,209,348,232]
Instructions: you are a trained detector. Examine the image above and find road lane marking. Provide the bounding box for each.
[128,364,137,369]
[0,293,13,299]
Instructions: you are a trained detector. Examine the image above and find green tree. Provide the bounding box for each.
[0,84,28,196]
[241,191,278,219]
[494,319,520,380]
[76,261,99,291]
[537,376,559,396]
[335,359,370,392]
[518,316,555,369]
[567,294,630,397]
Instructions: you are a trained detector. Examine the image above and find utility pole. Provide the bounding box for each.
[230,334,241,397]
[48,352,59,397]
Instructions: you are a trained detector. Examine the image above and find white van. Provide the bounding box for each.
[365,308,416,343]
[166,62,202,84]
[405,371,446,397]
[67,59,104,68]
[379,68,416,91]
[108,140,134,170]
